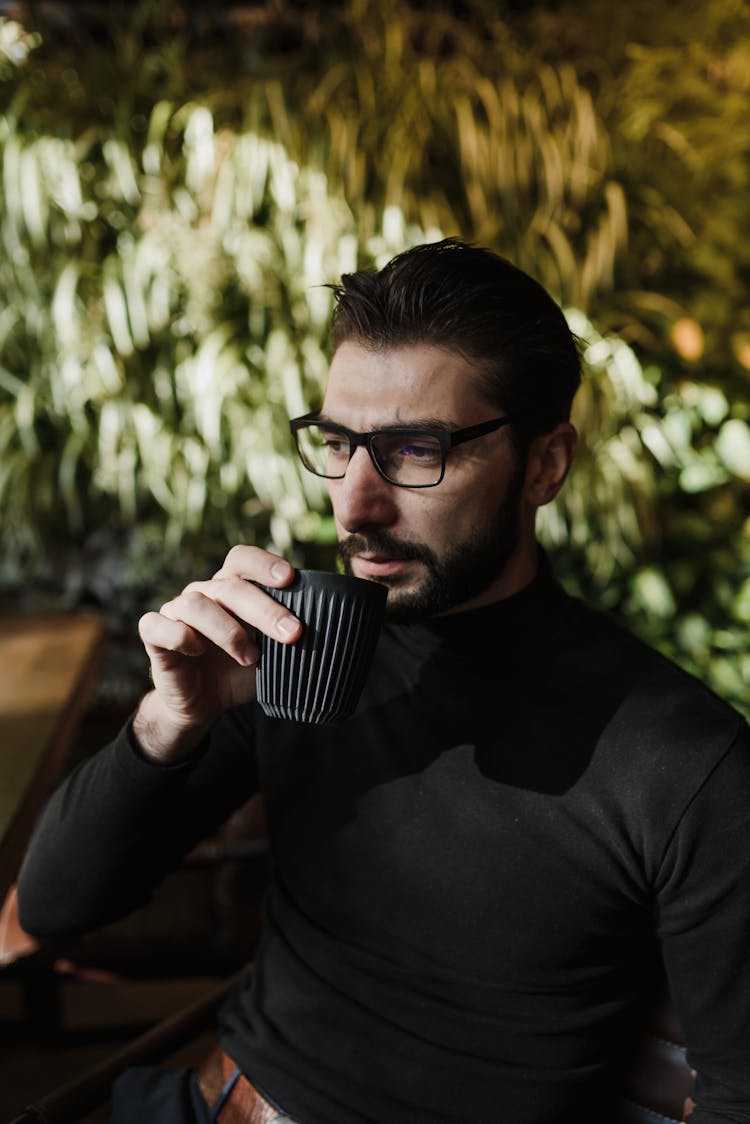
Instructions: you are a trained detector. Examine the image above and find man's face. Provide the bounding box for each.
[321,342,531,621]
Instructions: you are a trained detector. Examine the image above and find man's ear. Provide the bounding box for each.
[523,423,577,508]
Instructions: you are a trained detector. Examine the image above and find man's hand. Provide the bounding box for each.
[133,546,302,763]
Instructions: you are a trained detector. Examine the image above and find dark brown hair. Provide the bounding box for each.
[329,238,581,442]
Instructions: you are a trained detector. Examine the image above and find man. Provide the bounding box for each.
[18,240,750,1123]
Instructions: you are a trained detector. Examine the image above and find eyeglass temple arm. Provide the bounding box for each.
[449,416,513,448]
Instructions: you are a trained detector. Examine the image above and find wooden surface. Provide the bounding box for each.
[0,613,106,902]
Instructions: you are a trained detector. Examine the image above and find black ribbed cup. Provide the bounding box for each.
[256,570,388,724]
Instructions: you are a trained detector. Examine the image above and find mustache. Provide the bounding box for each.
[338,530,436,567]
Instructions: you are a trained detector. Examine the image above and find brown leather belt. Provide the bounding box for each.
[195,1046,285,1123]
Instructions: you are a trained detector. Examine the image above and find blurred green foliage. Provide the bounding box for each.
[0,1,748,714]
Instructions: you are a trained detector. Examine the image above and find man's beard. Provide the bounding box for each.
[337,486,523,623]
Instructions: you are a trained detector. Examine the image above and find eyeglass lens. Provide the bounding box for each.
[296,425,444,486]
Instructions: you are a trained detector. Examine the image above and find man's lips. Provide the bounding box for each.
[352,555,412,577]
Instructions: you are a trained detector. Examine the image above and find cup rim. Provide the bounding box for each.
[286,568,388,604]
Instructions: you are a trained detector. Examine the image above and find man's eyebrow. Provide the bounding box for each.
[315,413,454,433]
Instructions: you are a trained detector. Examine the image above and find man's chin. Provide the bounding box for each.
[384,585,441,622]
[381,570,455,621]
[342,561,427,618]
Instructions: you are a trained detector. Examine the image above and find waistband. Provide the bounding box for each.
[194,1046,299,1123]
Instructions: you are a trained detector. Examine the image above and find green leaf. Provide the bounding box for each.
[734,577,750,625]
[716,419,750,480]
[679,461,730,493]
[631,568,677,619]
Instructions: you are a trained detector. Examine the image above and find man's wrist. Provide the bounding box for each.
[131,691,213,765]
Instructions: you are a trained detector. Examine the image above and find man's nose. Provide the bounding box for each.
[332,446,398,532]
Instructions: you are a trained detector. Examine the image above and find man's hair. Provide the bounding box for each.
[329,238,581,441]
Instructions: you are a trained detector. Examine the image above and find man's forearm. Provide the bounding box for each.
[17,723,193,936]
[18,699,258,939]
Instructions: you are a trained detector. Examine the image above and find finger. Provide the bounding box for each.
[156,590,260,666]
[180,577,302,644]
[213,545,295,587]
[138,611,211,660]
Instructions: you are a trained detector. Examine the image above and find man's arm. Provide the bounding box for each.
[17,705,258,936]
[656,724,750,1123]
[17,545,302,936]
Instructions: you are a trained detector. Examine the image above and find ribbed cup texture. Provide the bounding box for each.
[256,571,387,724]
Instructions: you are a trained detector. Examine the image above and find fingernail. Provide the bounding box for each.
[277,617,297,638]
[271,561,290,581]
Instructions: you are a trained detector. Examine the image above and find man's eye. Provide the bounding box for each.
[324,437,349,456]
[401,442,440,463]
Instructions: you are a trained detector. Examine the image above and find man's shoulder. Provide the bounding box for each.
[557,586,746,761]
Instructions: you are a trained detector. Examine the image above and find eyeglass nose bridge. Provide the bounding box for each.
[343,432,392,483]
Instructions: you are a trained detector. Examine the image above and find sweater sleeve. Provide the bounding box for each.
[655,723,750,1123]
[17,703,261,938]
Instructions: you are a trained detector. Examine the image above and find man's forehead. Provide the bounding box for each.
[322,341,488,424]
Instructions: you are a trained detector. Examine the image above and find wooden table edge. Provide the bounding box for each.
[0,613,108,903]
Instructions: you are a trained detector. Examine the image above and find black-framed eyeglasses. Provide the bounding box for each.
[289,412,513,488]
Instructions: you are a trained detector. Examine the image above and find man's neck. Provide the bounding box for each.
[436,539,540,618]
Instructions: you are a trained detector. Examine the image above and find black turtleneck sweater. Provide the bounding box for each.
[18,567,750,1123]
